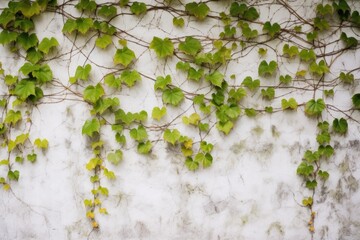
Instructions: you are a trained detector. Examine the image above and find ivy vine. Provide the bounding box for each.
[0,0,359,238]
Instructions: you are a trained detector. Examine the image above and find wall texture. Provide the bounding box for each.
[0,0,359,239]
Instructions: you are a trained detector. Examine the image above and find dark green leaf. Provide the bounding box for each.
[352,93,360,109]
[333,118,348,134]
[185,2,210,20]
[130,2,147,15]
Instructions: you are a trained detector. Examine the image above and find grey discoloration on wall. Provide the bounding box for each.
[267,221,284,239]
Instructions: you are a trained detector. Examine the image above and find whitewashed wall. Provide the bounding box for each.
[0,1,360,240]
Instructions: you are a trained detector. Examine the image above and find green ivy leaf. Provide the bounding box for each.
[163,129,181,145]
[263,21,281,38]
[8,170,20,181]
[352,93,360,109]
[305,99,325,116]
[318,170,329,181]
[19,1,42,18]
[4,75,18,86]
[339,72,354,84]
[76,18,94,34]
[185,2,210,20]
[297,162,314,176]
[62,19,77,34]
[279,74,292,84]
[216,121,233,135]
[265,106,273,113]
[340,32,358,48]
[130,2,147,16]
[194,152,212,168]
[228,88,246,103]
[26,48,43,64]
[314,17,329,31]
[240,23,258,39]
[283,44,299,58]
[32,64,53,83]
[0,9,15,28]
[154,75,172,90]
[299,49,316,62]
[243,7,259,21]
[333,0,351,21]
[281,98,298,110]
[261,87,275,100]
[182,113,201,126]
[185,157,199,171]
[150,37,174,58]
[98,5,117,19]
[17,33,38,51]
[121,70,141,87]
[72,64,92,83]
[137,140,152,154]
[333,118,348,134]
[107,150,123,165]
[92,97,119,115]
[95,34,112,49]
[318,145,334,158]
[76,0,97,12]
[130,126,148,142]
[205,71,224,88]
[115,109,135,125]
[230,2,247,17]
[34,138,49,149]
[306,180,317,190]
[316,131,331,145]
[307,31,318,42]
[152,106,166,121]
[316,4,333,17]
[0,30,18,45]
[317,121,330,131]
[82,118,100,137]
[14,80,36,100]
[38,37,59,54]
[220,25,236,38]
[83,84,105,104]
[27,153,37,163]
[114,47,136,67]
[5,110,22,125]
[104,74,121,89]
[187,67,204,82]
[14,18,35,32]
[258,60,277,77]
[351,11,360,26]
[178,37,202,56]
[119,0,129,7]
[309,60,329,75]
[304,150,320,163]
[302,197,313,207]
[200,141,213,153]
[173,17,184,28]
[245,108,257,117]
[162,87,184,106]
[242,76,260,91]
[258,48,267,56]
